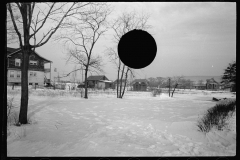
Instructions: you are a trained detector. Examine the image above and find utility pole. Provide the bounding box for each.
[53,76,55,90]
[53,68,57,90]
[168,78,171,97]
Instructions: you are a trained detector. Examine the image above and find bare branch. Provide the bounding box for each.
[29,3,55,39]
[8,3,23,47]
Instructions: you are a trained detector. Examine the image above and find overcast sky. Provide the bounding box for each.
[8,2,236,82]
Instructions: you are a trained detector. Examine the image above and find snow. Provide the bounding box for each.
[7,89,236,156]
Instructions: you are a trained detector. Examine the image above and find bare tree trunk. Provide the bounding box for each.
[19,46,30,124]
[168,78,171,97]
[84,66,88,99]
[121,68,129,98]
[119,65,125,98]
[116,59,121,98]
[171,83,178,97]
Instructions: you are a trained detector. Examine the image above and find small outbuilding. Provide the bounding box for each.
[206,78,220,90]
[85,75,113,89]
[131,79,149,91]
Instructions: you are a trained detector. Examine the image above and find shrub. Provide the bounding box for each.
[7,97,15,125]
[151,90,157,97]
[151,89,162,97]
[197,99,236,133]
[7,97,19,126]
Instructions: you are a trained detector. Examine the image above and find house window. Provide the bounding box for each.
[17,71,21,78]
[10,71,14,78]
[29,60,38,65]
[29,72,33,76]
[29,83,32,85]
[15,59,21,66]
[29,72,37,77]
[35,83,38,85]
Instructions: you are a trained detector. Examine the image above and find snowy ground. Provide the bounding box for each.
[7,89,236,156]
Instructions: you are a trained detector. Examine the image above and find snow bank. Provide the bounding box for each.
[158,93,171,99]
[167,121,208,143]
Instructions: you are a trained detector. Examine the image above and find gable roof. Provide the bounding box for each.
[7,47,52,63]
[206,78,219,84]
[87,75,108,81]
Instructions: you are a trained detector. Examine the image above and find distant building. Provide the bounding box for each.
[192,84,206,90]
[131,79,149,91]
[85,75,113,89]
[7,47,52,87]
[54,81,78,90]
[206,78,220,90]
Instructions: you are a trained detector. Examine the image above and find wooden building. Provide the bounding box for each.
[206,78,220,90]
[86,75,112,89]
[192,84,206,90]
[7,47,52,87]
[131,79,149,91]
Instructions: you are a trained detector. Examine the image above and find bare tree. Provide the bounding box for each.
[70,65,77,90]
[148,77,158,89]
[121,68,135,97]
[105,46,135,98]
[105,46,121,97]
[7,2,98,124]
[156,77,165,88]
[7,4,21,44]
[106,10,151,98]
[55,3,111,99]
[171,76,183,97]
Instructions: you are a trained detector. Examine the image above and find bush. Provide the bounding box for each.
[151,89,162,97]
[197,99,236,133]
[7,97,15,125]
[7,97,22,126]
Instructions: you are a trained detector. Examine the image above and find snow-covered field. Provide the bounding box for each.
[7,88,236,156]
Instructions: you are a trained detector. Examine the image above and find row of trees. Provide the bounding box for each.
[6,2,151,124]
[147,76,194,89]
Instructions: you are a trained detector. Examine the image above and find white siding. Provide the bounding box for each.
[8,70,44,86]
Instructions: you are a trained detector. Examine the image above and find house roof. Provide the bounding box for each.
[87,75,108,81]
[206,78,219,84]
[7,47,52,63]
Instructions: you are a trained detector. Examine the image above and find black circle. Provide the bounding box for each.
[118,29,157,69]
